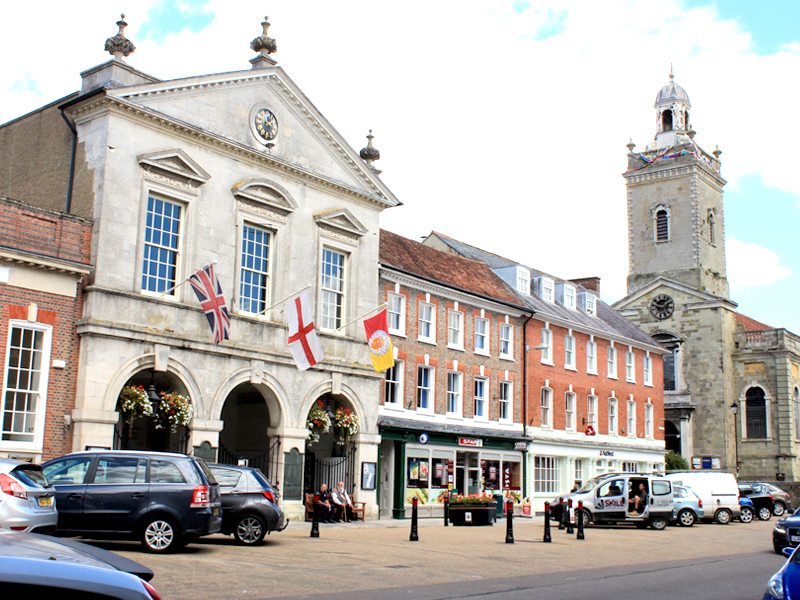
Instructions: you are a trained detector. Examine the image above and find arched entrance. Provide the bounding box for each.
[217,383,281,484]
[114,370,191,453]
[303,393,358,495]
[665,420,681,454]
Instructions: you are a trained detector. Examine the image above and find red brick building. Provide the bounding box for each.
[0,198,92,460]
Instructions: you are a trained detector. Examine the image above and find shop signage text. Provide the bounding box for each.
[514,441,528,450]
[599,450,615,457]
[458,438,483,447]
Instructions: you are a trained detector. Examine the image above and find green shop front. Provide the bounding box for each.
[378,417,527,519]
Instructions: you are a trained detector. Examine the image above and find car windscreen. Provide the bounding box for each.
[11,466,49,489]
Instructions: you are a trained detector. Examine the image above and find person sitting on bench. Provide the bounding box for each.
[331,481,354,522]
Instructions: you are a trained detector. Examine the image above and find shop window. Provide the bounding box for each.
[407,457,429,489]
[483,460,501,490]
[431,458,450,489]
[534,456,559,493]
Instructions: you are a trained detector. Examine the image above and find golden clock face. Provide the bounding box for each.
[254,108,278,141]
[650,294,674,320]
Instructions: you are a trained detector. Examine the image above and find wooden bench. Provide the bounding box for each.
[304,492,366,521]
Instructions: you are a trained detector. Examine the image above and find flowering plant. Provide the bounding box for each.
[333,407,359,445]
[306,400,331,444]
[156,392,193,433]
[448,492,496,505]
[118,385,154,426]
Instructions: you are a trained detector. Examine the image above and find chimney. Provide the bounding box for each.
[569,277,600,295]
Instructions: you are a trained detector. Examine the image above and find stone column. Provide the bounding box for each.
[679,412,693,460]
[71,409,120,451]
[271,426,309,522]
[352,432,381,519]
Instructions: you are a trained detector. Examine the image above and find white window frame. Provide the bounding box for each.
[565,392,576,432]
[1,320,52,450]
[534,456,559,493]
[447,309,464,350]
[645,401,654,439]
[320,247,347,331]
[384,360,404,408]
[541,387,553,429]
[387,292,406,336]
[416,365,434,414]
[238,223,273,315]
[540,328,553,365]
[607,345,617,379]
[587,341,597,374]
[564,285,576,310]
[141,195,184,297]
[499,323,514,360]
[608,397,618,435]
[499,380,512,423]
[473,376,488,421]
[564,335,576,370]
[417,301,436,344]
[542,278,554,303]
[627,399,636,437]
[446,371,463,416]
[474,317,489,355]
[517,267,530,295]
[585,293,597,316]
[643,354,653,386]
[587,395,598,428]
[626,350,636,382]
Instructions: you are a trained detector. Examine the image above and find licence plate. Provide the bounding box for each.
[37,496,53,508]
[791,536,800,542]
[213,507,219,516]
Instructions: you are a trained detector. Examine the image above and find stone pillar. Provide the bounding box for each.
[352,432,381,519]
[679,412,693,460]
[189,419,223,454]
[71,409,119,451]
[271,426,309,522]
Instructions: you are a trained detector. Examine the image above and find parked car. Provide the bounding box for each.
[764,545,800,600]
[756,483,792,517]
[0,457,57,534]
[739,496,755,523]
[42,450,221,553]
[0,529,160,599]
[739,483,775,521]
[773,507,800,554]
[665,471,740,524]
[671,484,704,526]
[207,463,288,545]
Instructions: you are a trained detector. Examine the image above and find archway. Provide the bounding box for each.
[114,370,192,453]
[217,383,280,481]
[303,393,359,496]
[665,420,681,454]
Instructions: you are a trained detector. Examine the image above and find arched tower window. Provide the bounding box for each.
[653,333,681,391]
[661,110,673,132]
[744,387,767,439]
[708,211,716,246]
[656,209,669,241]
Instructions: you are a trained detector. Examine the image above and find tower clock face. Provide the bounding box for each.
[650,294,675,320]
[253,108,278,142]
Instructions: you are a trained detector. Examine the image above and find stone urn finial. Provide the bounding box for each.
[626,138,636,153]
[713,145,722,159]
[251,15,278,56]
[360,130,381,166]
[104,14,136,60]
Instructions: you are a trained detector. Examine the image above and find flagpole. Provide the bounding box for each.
[332,302,388,334]
[159,259,218,297]
[257,283,312,316]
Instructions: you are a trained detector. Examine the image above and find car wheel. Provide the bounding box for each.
[739,506,754,523]
[649,517,668,530]
[677,509,696,527]
[577,508,592,527]
[141,515,181,553]
[758,507,773,521]
[714,508,732,525]
[774,502,787,517]
[234,514,267,546]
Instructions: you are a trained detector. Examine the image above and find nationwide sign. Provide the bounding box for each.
[458,438,483,447]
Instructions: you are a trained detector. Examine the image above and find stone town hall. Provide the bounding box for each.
[614,71,800,481]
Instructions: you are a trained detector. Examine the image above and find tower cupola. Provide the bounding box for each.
[653,67,692,149]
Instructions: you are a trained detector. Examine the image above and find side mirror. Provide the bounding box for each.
[783,547,794,558]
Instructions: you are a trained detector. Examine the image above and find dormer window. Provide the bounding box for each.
[516,267,530,295]
[585,293,596,316]
[555,283,576,310]
[534,277,555,303]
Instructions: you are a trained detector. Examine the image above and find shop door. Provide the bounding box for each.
[456,451,481,495]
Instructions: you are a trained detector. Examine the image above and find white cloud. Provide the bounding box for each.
[727,237,791,289]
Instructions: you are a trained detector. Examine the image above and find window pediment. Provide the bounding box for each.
[138,149,211,187]
[232,179,297,218]
[314,208,367,239]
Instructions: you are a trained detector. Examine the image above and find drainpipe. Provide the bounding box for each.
[59,108,77,214]
[522,312,534,498]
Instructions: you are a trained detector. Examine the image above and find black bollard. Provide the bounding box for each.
[576,500,585,540]
[410,497,419,541]
[558,498,566,530]
[444,496,450,527]
[543,501,552,543]
[310,493,320,538]
[505,499,514,544]
[566,498,574,534]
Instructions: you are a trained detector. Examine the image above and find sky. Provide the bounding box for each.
[1,0,798,334]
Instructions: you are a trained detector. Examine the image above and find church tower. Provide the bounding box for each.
[623,70,729,299]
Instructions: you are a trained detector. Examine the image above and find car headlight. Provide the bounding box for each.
[766,572,784,599]
[775,526,787,534]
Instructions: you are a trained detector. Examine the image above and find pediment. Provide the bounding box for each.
[232,178,297,216]
[613,276,737,310]
[314,208,368,238]
[138,149,211,185]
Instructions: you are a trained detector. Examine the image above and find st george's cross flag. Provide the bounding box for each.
[286,289,325,370]
[364,309,394,373]
[188,264,231,344]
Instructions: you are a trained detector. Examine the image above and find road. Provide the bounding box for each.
[87,516,783,599]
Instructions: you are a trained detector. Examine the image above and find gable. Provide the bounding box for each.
[138,149,211,185]
[110,69,397,209]
[613,277,737,315]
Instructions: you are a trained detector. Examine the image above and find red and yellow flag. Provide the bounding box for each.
[364,310,395,373]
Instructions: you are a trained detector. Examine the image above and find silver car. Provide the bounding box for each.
[0,458,57,533]
[671,484,704,526]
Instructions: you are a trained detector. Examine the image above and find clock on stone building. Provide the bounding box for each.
[649,294,674,320]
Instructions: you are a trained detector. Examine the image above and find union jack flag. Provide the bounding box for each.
[188,264,230,344]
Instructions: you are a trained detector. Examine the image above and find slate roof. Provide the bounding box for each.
[734,312,773,332]
[379,229,527,309]
[426,232,661,349]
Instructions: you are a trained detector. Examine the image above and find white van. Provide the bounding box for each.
[664,471,740,524]
[551,473,674,530]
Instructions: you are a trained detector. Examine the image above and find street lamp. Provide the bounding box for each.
[730,401,740,477]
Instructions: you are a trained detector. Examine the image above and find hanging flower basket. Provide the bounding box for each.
[118,385,154,426]
[333,407,359,445]
[306,400,332,444]
[156,392,193,433]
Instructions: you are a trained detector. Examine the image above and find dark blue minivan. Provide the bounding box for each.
[42,450,221,553]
